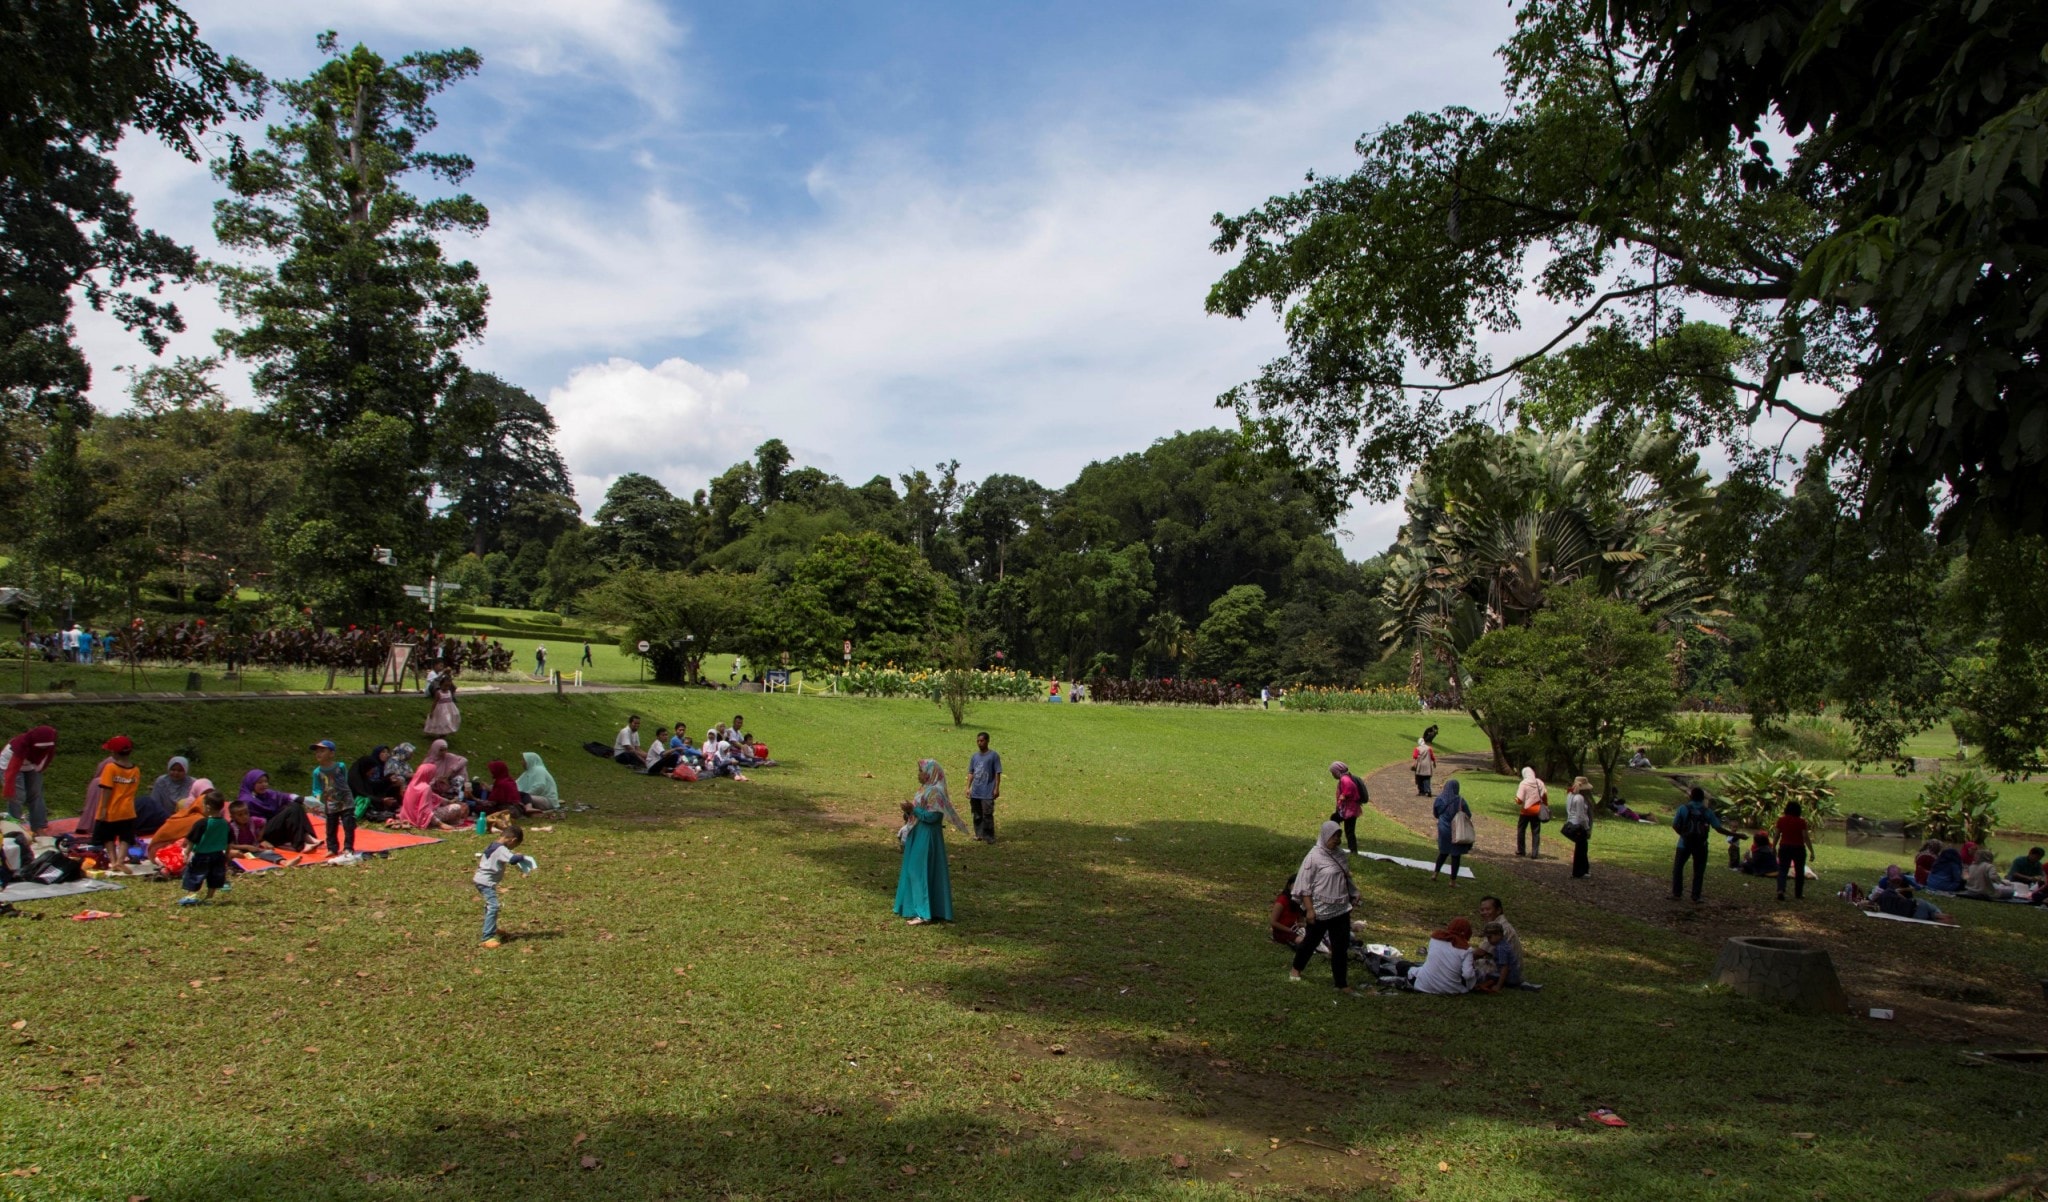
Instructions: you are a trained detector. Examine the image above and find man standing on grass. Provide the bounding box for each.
[1670,786,1734,903]
[967,731,1002,843]
[535,645,548,678]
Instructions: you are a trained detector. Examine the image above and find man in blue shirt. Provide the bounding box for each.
[967,732,1002,844]
[1670,786,1735,903]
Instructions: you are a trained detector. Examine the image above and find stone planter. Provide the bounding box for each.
[1712,936,1847,1013]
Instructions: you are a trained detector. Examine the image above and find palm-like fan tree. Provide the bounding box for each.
[1382,425,1724,762]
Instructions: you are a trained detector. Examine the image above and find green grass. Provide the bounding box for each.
[1,697,2043,1200]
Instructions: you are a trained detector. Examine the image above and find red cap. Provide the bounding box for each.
[102,735,134,754]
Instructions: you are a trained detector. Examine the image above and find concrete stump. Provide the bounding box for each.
[1712,936,1847,1013]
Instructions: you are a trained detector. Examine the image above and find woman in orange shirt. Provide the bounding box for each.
[1773,800,1811,901]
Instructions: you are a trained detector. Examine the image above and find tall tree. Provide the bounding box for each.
[212,33,487,612]
[753,438,792,505]
[0,0,256,417]
[593,473,693,570]
[1206,0,2048,536]
[436,373,572,556]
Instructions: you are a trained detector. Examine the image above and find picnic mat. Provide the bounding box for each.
[0,878,124,904]
[44,817,441,874]
[1358,851,1475,880]
[1864,910,1953,927]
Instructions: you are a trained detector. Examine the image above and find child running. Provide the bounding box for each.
[177,791,232,905]
[473,825,535,949]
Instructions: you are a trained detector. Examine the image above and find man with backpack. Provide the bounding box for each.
[1671,786,1735,903]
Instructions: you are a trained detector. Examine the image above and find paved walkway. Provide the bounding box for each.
[1360,754,2047,1043]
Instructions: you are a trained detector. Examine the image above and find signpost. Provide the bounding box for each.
[766,668,789,690]
[401,577,460,629]
[637,639,650,684]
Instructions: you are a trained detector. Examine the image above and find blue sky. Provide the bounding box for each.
[82,0,1530,552]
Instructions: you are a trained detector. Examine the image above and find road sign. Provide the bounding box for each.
[766,668,789,688]
[371,546,395,565]
[842,640,852,655]
[636,640,651,653]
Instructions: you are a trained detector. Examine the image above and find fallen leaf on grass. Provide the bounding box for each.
[6,1167,40,1177]
[438,1162,457,1175]
[572,1132,587,1148]
[1792,1133,1816,1142]
[653,1040,669,1051]
[831,1155,847,1166]
[1438,1161,1451,1173]
[1048,1044,1067,1056]
[900,1165,916,1176]
[1170,1154,1190,1170]
[578,1155,600,1170]
[8,1020,23,1030]
[1008,1072,1022,1082]
[1228,1171,1245,1179]
[302,1047,320,1055]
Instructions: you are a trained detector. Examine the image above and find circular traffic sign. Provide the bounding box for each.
[636,640,651,653]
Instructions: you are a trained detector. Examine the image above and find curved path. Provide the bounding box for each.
[1361,754,2047,1042]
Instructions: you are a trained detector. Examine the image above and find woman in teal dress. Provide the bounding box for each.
[895,758,969,924]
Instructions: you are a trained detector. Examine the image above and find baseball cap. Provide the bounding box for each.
[101,735,134,754]
[309,739,337,751]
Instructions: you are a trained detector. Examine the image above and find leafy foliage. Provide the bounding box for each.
[1907,768,2002,844]
[1276,686,1422,713]
[576,570,758,684]
[1715,756,1840,831]
[1462,582,1678,787]
[1662,714,1741,766]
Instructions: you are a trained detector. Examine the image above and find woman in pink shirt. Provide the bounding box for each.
[1328,761,1366,854]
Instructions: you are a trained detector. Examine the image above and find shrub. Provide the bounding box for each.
[1087,677,1251,706]
[1664,714,1741,765]
[1717,756,1841,830]
[838,663,1044,701]
[1907,768,2001,843]
[1278,686,1423,713]
[1754,715,1855,761]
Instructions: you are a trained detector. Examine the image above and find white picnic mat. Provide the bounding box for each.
[1357,851,1475,880]
[0,878,125,904]
[1863,909,1952,927]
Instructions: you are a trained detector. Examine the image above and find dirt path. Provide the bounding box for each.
[1,681,636,707]
[1363,755,2048,1044]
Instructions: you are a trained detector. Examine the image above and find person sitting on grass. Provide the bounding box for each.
[349,746,402,819]
[2007,846,2045,888]
[1961,849,2017,901]
[176,791,233,906]
[1913,839,1942,886]
[481,760,523,814]
[398,762,462,832]
[1628,747,1653,769]
[1861,883,1955,924]
[612,716,645,768]
[1924,844,1966,893]
[1473,921,1522,992]
[1607,795,1653,823]
[138,755,194,836]
[1270,874,1307,947]
[515,753,560,813]
[239,771,318,853]
[1739,831,1780,877]
[225,799,283,864]
[1409,917,1477,995]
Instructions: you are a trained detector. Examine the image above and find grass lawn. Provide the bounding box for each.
[1,696,2043,1200]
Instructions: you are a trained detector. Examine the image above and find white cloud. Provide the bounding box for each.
[545,357,757,508]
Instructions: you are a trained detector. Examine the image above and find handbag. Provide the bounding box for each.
[1537,802,1552,822]
[1450,808,1477,849]
[1559,820,1586,840]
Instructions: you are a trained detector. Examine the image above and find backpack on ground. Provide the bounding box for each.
[582,741,614,758]
[24,848,84,885]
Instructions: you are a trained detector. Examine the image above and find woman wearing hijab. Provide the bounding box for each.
[480,760,522,814]
[515,753,561,811]
[1409,918,1478,995]
[1411,737,1436,796]
[1328,762,1365,855]
[137,756,194,835]
[240,770,317,851]
[1563,775,1594,879]
[1289,819,1359,992]
[1,724,57,834]
[421,739,469,799]
[895,759,968,925]
[397,762,446,830]
[1514,767,1548,859]
[148,782,212,868]
[1433,779,1473,885]
[349,746,401,816]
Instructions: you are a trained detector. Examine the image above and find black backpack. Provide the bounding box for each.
[1345,772,1370,807]
[24,848,84,884]
[1677,803,1712,841]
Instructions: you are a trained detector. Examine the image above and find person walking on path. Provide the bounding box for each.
[580,641,593,668]
[895,759,968,924]
[1328,761,1366,855]
[1563,776,1594,879]
[1773,800,1811,901]
[1,724,57,834]
[1432,779,1474,885]
[535,645,548,678]
[1514,767,1548,859]
[1289,820,1358,992]
[1671,786,1735,903]
[966,732,1002,843]
[1411,738,1436,796]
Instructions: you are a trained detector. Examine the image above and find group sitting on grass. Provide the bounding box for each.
[599,714,777,781]
[0,721,563,884]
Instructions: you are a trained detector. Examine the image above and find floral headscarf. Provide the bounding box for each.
[914,759,969,834]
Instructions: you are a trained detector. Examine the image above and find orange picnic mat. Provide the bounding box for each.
[47,816,442,872]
